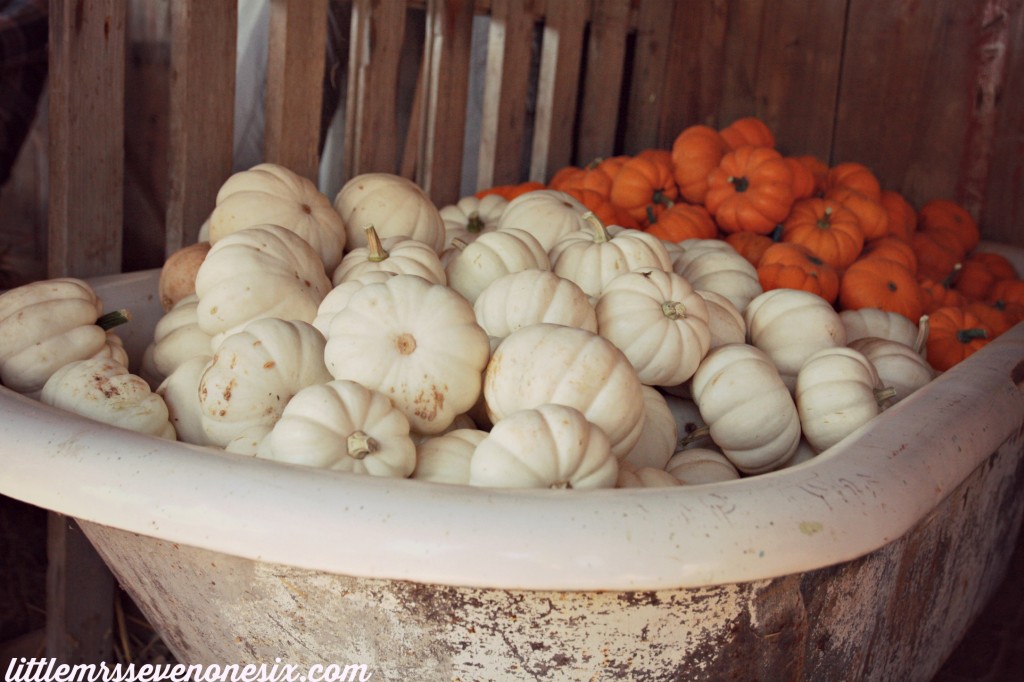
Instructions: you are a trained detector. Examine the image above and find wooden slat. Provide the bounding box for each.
[974,0,1024,244]
[265,0,329,182]
[344,0,408,178]
[656,0,728,134]
[746,0,846,159]
[477,0,537,189]
[47,0,126,278]
[418,0,475,203]
[46,515,115,663]
[834,1,977,203]
[717,0,767,129]
[621,0,676,154]
[530,0,589,182]
[165,0,236,253]
[575,0,630,165]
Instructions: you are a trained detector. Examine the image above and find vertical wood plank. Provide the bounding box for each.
[834,1,978,203]
[621,0,675,154]
[165,0,236,253]
[530,0,589,182]
[344,0,407,178]
[265,0,329,182]
[968,0,1024,245]
[747,0,846,159]
[717,0,765,128]
[575,0,630,165]
[47,0,126,278]
[656,0,728,134]
[419,0,475,204]
[477,0,538,189]
[46,515,115,664]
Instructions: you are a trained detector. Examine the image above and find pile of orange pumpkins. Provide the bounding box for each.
[479,117,1021,373]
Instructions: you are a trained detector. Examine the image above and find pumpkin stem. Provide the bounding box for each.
[550,480,573,490]
[97,309,131,331]
[364,225,390,262]
[450,237,470,251]
[661,301,688,320]
[347,431,378,459]
[465,211,485,234]
[914,315,930,356]
[956,328,989,343]
[942,262,964,288]
[769,224,784,242]
[729,176,750,192]
[581,211,612,243]
[874,386,898,407]
[816,206,833,230]
[677,425,711,448]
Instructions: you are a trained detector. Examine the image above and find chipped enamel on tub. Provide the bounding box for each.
[2,257,1024,679]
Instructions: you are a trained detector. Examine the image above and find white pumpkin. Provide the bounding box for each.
[595,268,711,386]
[0,277,125,398]
[224,424,273,456]
[483,323,646,459]
[745,288,847,391]
[840,308,926,355]
[472,269,597,341]
[324,274,490,435]
[671,241,762,313]
[193,224,332,344]
[697,289,747,349]
[40,357,176,440]
[331,226,446,286]
[617,463,681,488]
[847,336,935,402]
[549,213,672,299]
[795,346,893,453]
[494,189,589,252]
[621,386,676,471]
[690,343,801,474]
[156,354,215,447]
[412,428,489,485]
[772,438,818,471]
[208,162,347,272]
[440,194,508,247]
[334,172,446,254]
[139,294,213,388]
[257,380,416,478]
[445,227,550,304]
[469,403,618,490]
[664,448,741,485]
[198,317,331,447]
[312,270,395,337]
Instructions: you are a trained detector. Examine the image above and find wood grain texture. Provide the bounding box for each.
[419,0,475,203]
[657,0,728,136]
[575,0,630,165]
[265,0,329,183]
[477,0,538,189]
[165,0,236,253]
[530,0,588,182]
[621,0,675,154]
[47,0,127,278]
[344,0,407,177]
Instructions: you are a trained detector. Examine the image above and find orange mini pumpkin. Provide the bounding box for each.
[917,199,980,255]
[609,152,679,224]
[912,229,964,282]
[825,186,889,242]
[757,242,840,304]
[838,257,924,323]
[953,251,1018,301]
[549,160,614,198]
[476,180,545,201]
[861,236,918,275]
[781,197,864,270]
[704,146,795,235]
[879,190,917,241]
[785,157,817,200]
[918,265,967,314]
[725,229,779,268]
[644,202,717,242]
[824,162,882,202]
[670,125,729,205]
[925,306,993,372]
[719,116,776,150]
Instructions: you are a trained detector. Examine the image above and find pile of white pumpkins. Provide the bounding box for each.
[0,163,938,490]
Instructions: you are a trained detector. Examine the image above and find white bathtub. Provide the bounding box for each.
[2,268,1023,680]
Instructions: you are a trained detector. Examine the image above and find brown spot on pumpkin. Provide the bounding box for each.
[263,361,276,369]
[301,203,312,214]
[413,385,446,421]
[1012,360,1024,387]
[222,378,236,401]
